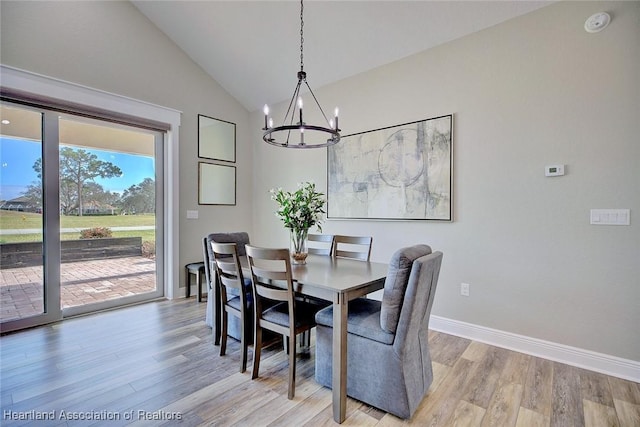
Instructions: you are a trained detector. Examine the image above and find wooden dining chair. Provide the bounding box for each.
[204,232,251,345]
[210,242,252,373]
[307,233,334,256]
[332,235,373,261]
[302,233,335,347]
[245,245,320,399]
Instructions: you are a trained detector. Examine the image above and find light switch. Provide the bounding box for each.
[590,209,630,225]
[186,210,199,220]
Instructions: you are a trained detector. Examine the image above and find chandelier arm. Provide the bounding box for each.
[303,80,332,125]
[283,79,303,127]
[288,81,303,126]
[285,80,304,145]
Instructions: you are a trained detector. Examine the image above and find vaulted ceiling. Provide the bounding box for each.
[132,1,553,112]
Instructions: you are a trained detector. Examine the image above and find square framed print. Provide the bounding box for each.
[327,115,452,220]
[198,162,236,205]
[198,114,236,162]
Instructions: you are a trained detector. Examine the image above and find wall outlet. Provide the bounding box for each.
[461,283,470,297]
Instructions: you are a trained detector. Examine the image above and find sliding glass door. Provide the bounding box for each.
[0,104,56,326]
[0,100,164,331]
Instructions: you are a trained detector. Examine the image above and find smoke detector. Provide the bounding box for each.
[584,12,611,33]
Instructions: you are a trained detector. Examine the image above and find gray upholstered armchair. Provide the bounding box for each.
[314,245,443,419]
[203,232,251,345]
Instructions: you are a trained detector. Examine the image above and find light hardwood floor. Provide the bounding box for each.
[1,298,638,426]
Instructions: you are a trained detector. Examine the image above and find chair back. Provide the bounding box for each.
[380,245,432,334]
[393,251,443,353]
[307,233,334,256]
[208,232,250,255]
[332,235,373,261]
[202,236,214,291]
[245,246,295,319]
[205,232,250,287]
[210,242,246,302]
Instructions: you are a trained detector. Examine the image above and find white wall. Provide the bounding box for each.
[0,0,253,295]
[251,1,640,361]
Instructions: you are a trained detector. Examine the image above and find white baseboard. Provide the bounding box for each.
[429,315,640,383]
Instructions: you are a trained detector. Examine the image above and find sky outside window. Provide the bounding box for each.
[0,137,154,201]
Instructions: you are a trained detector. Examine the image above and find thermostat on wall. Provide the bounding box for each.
[545,164,565,177]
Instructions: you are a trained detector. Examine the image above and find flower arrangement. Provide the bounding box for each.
[270,182,325,263]
[270,182,326,232]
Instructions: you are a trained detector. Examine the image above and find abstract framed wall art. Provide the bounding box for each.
[327,115,452,220]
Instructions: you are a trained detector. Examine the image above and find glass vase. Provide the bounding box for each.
[290,228,309,265]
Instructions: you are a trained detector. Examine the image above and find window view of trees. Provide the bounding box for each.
[0,105,161,323]
[16,147,155,216]
[120,177,156,214]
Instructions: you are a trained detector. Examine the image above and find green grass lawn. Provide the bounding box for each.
[0,210,155,229]
[0,230,156,244]
[0,211,156,244]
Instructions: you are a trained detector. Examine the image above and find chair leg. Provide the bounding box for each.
[220,310,227,356]
[214,280,221,346]
[195,270,202,302]
[299,330,311,358]
[185,268,191,298]
[288,333,296,399]
[252,326,262,380]
[240,314,248,373]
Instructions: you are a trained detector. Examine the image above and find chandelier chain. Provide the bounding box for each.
[299,0,304,71]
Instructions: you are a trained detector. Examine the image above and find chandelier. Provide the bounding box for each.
[262,0,340,149]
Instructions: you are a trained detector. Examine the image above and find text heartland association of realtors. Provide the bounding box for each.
[2,409,182,421]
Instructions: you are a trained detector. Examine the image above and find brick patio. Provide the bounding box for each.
[0,256,156,322]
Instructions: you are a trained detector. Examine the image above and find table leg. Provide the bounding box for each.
[332,294,348,423]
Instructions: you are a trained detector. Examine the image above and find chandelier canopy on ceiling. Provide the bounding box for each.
[262,0,340,149]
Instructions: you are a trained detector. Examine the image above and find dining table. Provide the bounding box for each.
[216,254,388,423]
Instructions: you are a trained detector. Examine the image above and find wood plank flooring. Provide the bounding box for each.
[1,298,638,426]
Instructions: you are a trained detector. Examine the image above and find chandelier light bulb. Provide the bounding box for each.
[298,96,304,124]
[263,104,270,129]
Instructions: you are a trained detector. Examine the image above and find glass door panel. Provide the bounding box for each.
[0,104,46,323]
[57,114,163,316]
